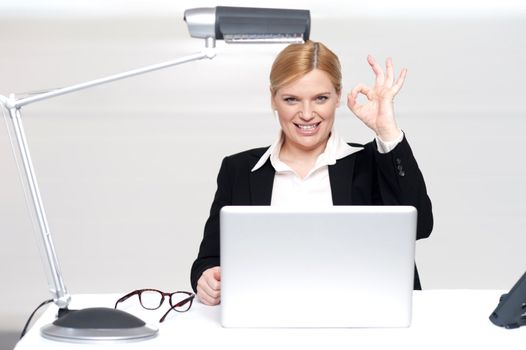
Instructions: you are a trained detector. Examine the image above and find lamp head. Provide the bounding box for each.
[184,6,311,43]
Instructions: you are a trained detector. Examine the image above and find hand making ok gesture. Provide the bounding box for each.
[347,55,407,142]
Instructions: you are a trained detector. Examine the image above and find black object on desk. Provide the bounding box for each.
[489,271,526,329]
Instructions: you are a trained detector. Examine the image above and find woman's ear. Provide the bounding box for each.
[270,86,277,110]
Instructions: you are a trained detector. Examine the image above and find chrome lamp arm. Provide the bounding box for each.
[0,38,216,311]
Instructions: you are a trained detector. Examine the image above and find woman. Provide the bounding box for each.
[191,41,433,306]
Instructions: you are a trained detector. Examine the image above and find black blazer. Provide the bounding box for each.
[191,136,433,291]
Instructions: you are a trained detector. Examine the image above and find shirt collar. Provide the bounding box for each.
[251,130,360,173]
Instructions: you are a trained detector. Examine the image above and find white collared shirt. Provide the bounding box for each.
[251,130,403,207]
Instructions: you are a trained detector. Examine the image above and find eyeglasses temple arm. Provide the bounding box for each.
[114,290,140,308]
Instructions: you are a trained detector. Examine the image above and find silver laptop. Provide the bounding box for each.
[220,205,417,328]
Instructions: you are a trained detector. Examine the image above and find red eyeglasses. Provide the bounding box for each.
[114,289,195,323]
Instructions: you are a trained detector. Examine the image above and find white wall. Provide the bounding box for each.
[1,1,526,334]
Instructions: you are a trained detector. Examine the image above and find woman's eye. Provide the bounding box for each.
[316,95,329,103]
[284,97,298,104]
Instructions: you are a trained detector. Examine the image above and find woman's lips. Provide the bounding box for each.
[294,122,321,135]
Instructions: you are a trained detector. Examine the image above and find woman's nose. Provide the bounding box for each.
[299,103,315,121]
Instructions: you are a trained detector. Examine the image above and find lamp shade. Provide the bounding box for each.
[184,6,310,43]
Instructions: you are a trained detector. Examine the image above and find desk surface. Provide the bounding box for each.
[15,290,525,350]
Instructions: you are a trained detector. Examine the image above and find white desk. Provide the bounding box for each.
[15,290,524,350]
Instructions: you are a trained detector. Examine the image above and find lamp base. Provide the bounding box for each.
[40,307,158,343]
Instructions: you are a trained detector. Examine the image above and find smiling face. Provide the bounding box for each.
[272,69,341,156]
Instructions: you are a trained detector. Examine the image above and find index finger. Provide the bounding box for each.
[205,271,221,291]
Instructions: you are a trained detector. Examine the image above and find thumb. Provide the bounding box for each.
[213,267,221,281]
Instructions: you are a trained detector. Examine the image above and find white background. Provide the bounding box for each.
[1,0,526,336]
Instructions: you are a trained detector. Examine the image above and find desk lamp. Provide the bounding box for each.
[0,6,310,343]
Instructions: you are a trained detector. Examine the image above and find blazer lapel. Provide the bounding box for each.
[328,155,356,205]
[247,148,356,206]
[249,157,275,205]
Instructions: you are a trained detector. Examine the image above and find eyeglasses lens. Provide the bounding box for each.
[139,290,164,310]
[170,292,192,312]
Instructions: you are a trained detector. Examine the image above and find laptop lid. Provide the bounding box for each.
[220,205,417,328]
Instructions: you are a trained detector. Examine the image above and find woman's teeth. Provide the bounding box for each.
[296,123,319,130]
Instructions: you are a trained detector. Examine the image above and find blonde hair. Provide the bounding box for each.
[269,40,342,96]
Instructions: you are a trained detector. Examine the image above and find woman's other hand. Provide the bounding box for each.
[196,266,221,305]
